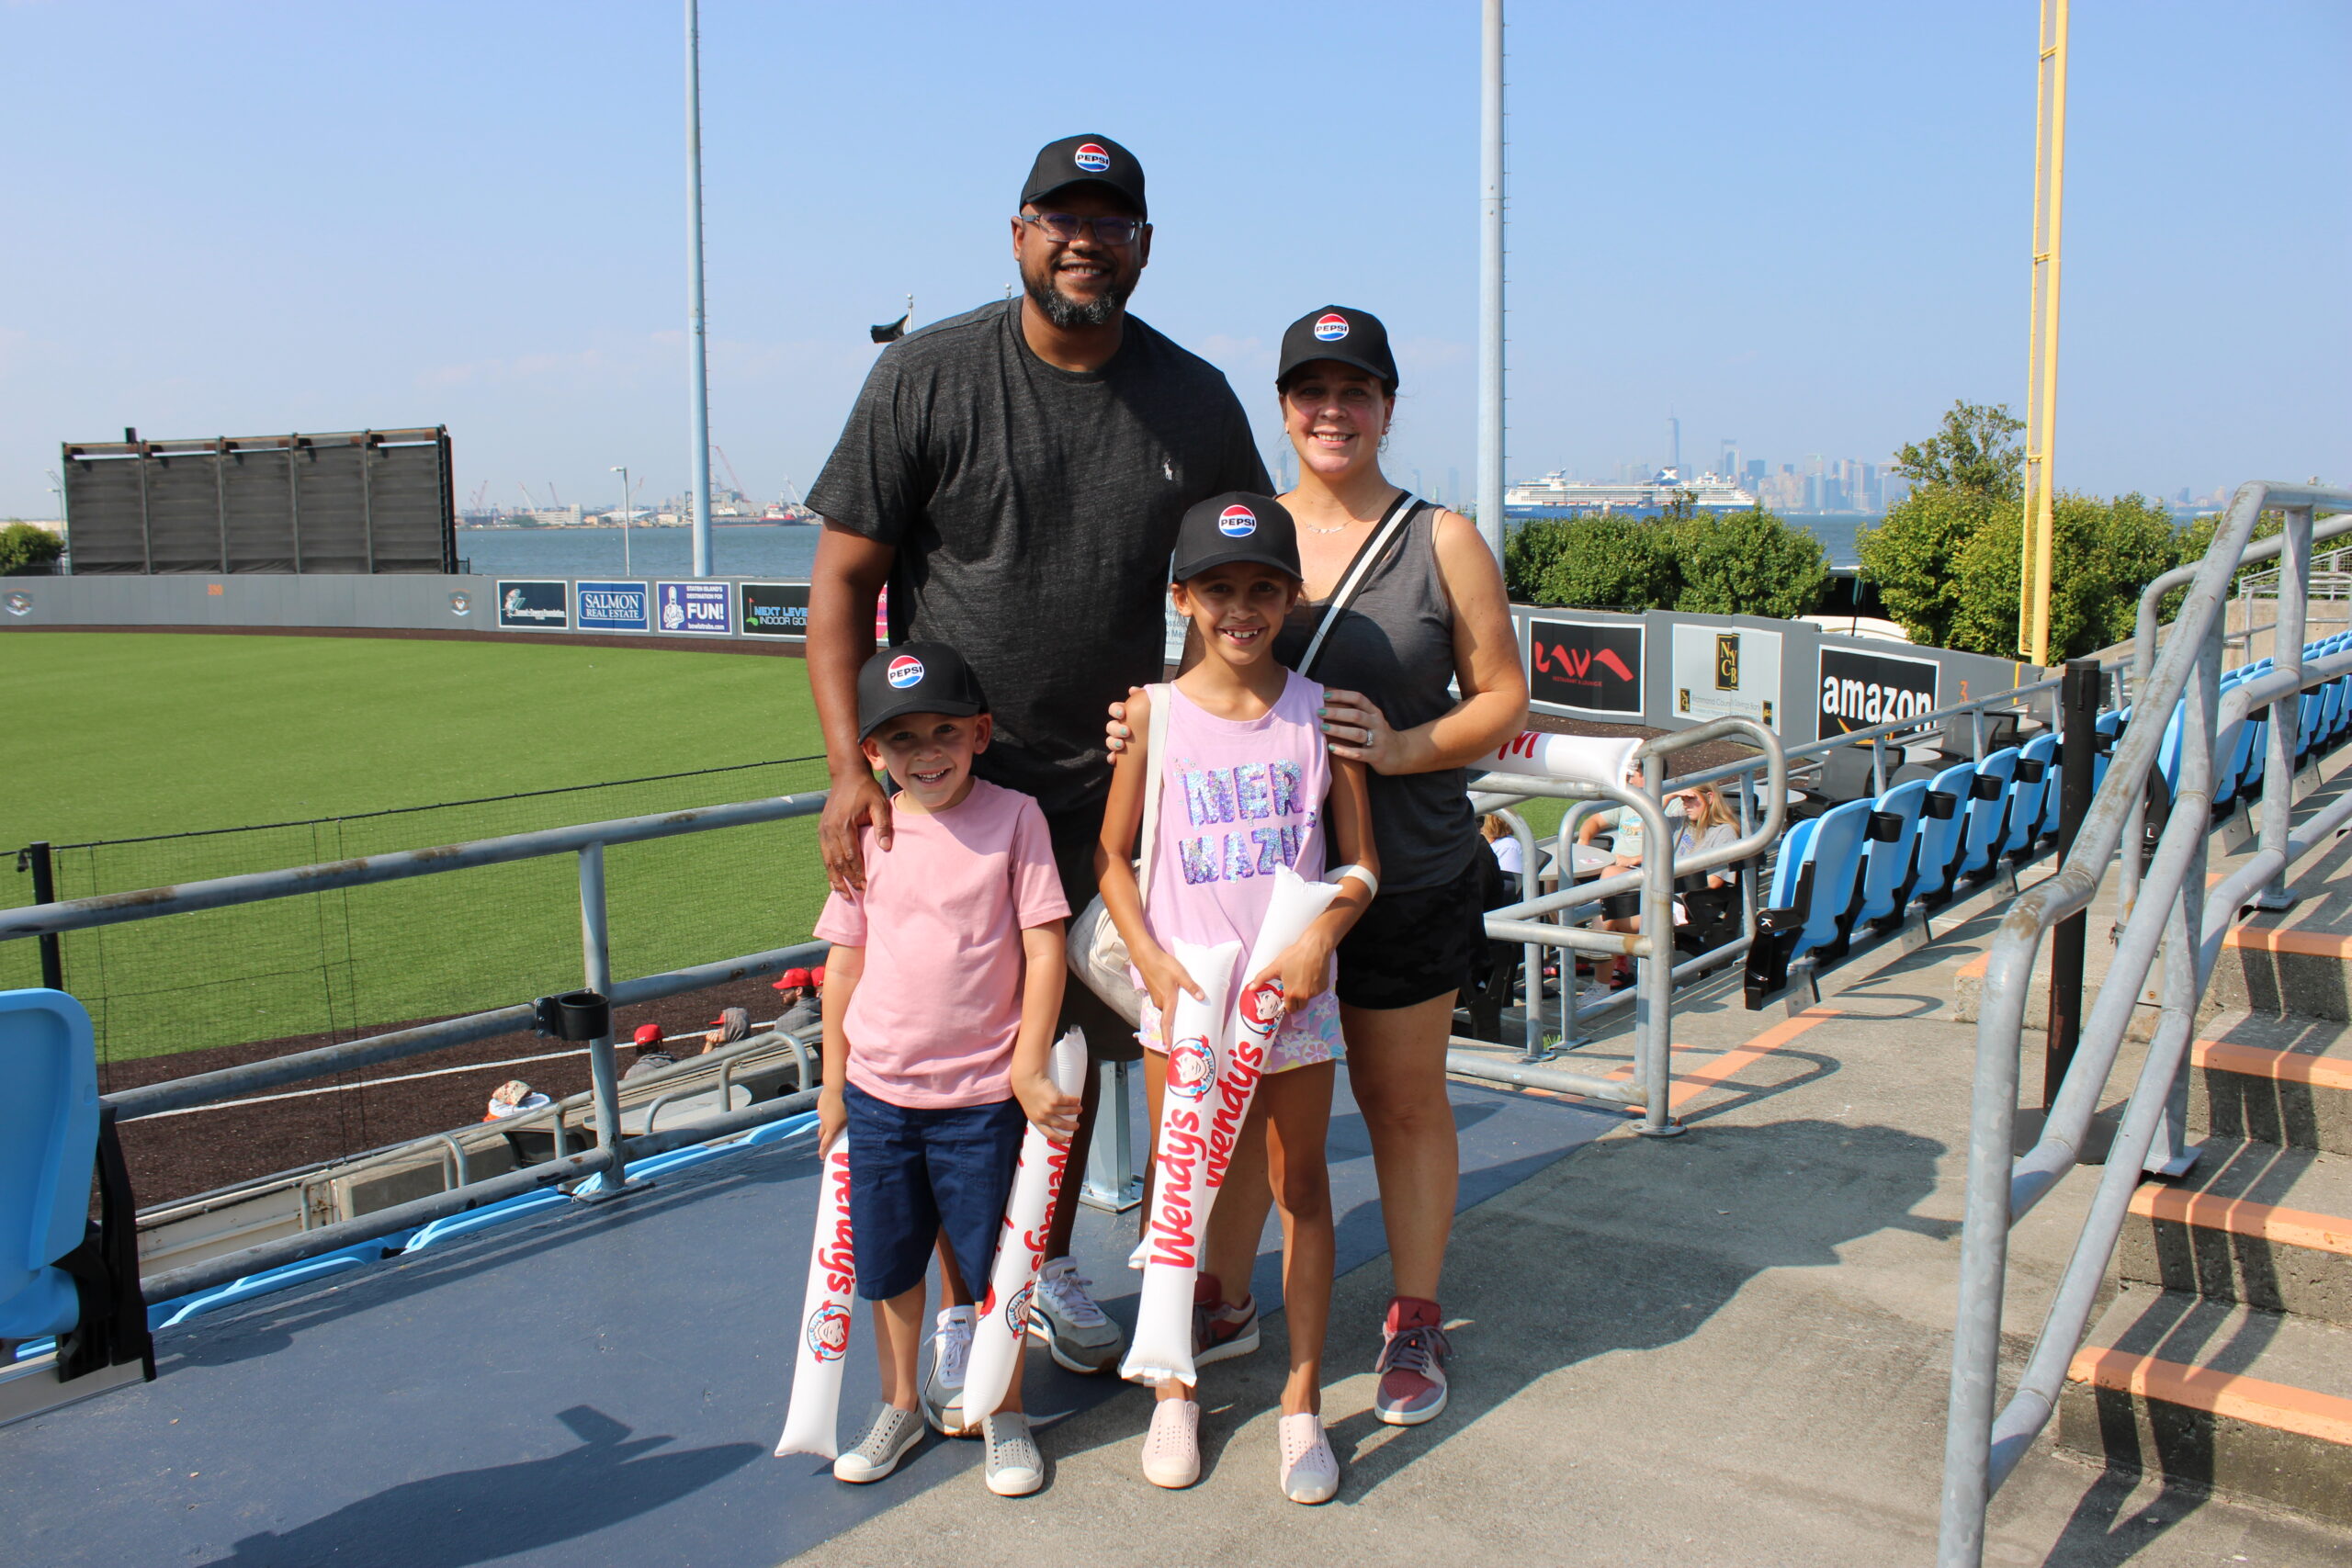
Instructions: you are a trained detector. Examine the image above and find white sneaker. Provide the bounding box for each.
[1028,1257,1123,1374]
[982,1411,1046,1497]
[1278,1411,1340,1505]
[1127,1233,1150,1271]
[833,1403,922,1483]
[922,1305,974,1436]
[1141,1397,1201,1489]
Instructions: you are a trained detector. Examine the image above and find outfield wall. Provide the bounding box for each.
[3,571,2044,743]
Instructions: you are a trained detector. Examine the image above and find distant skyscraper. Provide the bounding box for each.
[1447,467,1461,510]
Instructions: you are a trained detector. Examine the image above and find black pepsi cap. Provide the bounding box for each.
[1276,304,1398,391]
[1022,134,1147,218]
[1170,492,1301,583]
[856,641,988,740]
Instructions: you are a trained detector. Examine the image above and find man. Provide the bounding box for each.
[805,133,1269,1378]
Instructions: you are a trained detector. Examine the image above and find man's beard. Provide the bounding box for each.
[1026,266,1131,329]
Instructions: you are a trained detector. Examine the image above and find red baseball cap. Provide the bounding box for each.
[632,1023,663,1045]
[771,966,814,990]
[812,966,827,986]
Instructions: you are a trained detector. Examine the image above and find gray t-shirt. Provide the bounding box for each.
[808,299,1270,816]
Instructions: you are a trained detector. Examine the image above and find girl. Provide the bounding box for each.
[1589,779,1743,998]
[1095,491,1376,1504]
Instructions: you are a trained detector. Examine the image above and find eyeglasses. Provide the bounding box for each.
[1020,211,1143,246]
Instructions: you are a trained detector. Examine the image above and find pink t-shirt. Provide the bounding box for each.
[813,778,1070,1108]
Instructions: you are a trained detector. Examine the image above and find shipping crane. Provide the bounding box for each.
[713,446,748,502]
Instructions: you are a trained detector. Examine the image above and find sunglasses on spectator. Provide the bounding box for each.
[1020,211,1143,245]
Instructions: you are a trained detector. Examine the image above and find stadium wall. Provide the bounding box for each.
[2,572,2041,739]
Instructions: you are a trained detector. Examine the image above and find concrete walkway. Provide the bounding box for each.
[808,883,2352,1565]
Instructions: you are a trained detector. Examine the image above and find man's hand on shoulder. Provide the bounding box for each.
[821,770,892,894]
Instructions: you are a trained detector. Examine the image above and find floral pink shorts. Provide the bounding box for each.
[1136,986,1343,1074]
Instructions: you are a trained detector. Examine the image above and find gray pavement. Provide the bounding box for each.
[803,878,2352,1565]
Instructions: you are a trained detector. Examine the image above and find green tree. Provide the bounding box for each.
[1944,491,2189,660]
[1892,400,2025,502]
[1854,484,2004,649]
[0,522,62,575]
[1503,514,1678,611]
[1670,504,1827,619]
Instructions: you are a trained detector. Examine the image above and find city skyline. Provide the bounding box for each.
[3,3,2345,523]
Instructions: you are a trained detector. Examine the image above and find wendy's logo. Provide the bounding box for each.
[807,1302,851,1361]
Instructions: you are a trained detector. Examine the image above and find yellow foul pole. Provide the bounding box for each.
[2018,0,2069,664]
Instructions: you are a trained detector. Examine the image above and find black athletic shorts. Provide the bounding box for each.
[1335,849,1487,1011]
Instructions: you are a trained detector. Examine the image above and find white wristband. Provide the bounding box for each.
[1331,863,1380,901]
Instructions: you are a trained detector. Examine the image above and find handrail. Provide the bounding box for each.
[1937,480,2352,1568]
[1459,716,1787,1133]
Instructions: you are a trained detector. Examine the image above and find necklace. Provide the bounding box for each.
[1300,514,1363,534]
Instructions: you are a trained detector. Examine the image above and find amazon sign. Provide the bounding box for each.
[1527,619,1645,716]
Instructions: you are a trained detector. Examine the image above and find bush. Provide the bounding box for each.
[0,522,63,576]
[1504,514,1677,612]
[1670,505,1827,620]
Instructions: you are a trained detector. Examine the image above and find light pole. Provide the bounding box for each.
[611,466,632,575]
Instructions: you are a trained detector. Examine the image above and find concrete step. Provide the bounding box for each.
[2209,924,2352,1021]
[2192,1010,2352,1155]
[1951,945,2157,1040]
[2117,1138,2352,1324]
[2061,1286,2352,1526]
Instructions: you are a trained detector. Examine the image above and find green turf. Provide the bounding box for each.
[2,633,837,1061]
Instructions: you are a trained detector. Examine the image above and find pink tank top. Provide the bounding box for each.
[1137,670,1332,998]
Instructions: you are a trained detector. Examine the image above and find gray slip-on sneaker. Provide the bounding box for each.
[833,1403,922,1483]
[981,1411,1045,1497]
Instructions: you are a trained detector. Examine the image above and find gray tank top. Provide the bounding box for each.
[1275,500,1479,894]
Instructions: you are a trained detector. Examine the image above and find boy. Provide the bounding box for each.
[813,641,1080,1497]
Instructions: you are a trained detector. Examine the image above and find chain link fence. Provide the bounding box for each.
[5,757,834,1078]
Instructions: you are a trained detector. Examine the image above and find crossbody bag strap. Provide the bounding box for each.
[1296,490,1421,679]
[1136,682,1172,905]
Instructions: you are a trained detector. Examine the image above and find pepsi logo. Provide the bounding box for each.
[886,654,924,689]
[1217,505,1257,537]
[807,1302,852,1361]
[1168,1037,1215,1100]
[1073,143,1111,173]
[1312,312,1351,342]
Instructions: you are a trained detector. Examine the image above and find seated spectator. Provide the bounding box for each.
[769,967,823,1040]
[701,1006,751,1054]
[1479,813,1524,877]
[623,1022,678,1081]
[1586,780,1741,1001]
[484,1078,551,1121]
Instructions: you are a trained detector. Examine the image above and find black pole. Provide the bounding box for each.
[2043,660,2101,1106]
[25,840,64,992]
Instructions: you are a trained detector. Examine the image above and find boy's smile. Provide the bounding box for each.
[862,712,990,814]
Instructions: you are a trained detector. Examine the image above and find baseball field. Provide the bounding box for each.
[3,632,837,1062]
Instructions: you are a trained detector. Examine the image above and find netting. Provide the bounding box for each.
[3,757,836,1077]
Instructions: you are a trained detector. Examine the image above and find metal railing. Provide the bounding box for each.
[1457,716,1788,1134]
[0,791,835,1303]
[1937,480,2352,1567]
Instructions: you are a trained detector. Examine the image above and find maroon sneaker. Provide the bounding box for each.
[1373,1296,1450,1426]
[1193,1273,1261,1368]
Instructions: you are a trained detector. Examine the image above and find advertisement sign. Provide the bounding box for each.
[1816,645,1940,740]
[1526,618,1645,716]
[574,580,650,633]
[1671,625,1781,730]
[495,579,569,631]
[740,581,810,638]
[654,580,732,636]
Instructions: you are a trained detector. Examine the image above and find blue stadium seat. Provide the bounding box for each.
[1744,798,1872,1007]
[0,990,97,1342]
[0,989,152,1405]
[2001,735,2056,858]
[1908,760,1980,908]
[1954,748,2021,881]
[1852,779,1931,930]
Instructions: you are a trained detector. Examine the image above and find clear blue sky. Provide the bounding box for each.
[3,1,2345,523]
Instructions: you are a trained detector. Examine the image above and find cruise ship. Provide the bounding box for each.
[1505,466,1759,514]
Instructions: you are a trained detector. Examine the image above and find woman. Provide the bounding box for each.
[1111,305,1526,1426]
[1588,780,1741,998]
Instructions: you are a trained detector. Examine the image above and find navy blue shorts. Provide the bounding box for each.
[843,1084,1026,1303]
